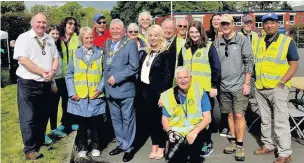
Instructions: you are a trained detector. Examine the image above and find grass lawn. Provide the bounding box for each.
[1,84,73,163]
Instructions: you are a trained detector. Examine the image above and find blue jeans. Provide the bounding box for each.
[17,77,51,154]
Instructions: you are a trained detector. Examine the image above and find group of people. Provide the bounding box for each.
[14,10,298,163]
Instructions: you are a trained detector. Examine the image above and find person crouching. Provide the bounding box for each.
[161,66,211,163]
[65,27,106,158]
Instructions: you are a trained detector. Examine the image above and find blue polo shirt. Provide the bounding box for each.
[162,89,211,117]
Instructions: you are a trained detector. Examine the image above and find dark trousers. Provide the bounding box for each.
[167,130,206,163]
[205,92,215,144]
[141,82,166,148]
[17,77,51,154]
[46,78,70,130]
[77,114,104,150]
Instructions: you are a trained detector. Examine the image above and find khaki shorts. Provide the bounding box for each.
[218,90,249,114]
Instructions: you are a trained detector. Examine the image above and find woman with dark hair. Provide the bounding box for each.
[57,17,80,133]
[177,21,221,157]
[43,25,67,145]
[207,14,222,42]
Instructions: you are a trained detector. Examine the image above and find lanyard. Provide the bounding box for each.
[179,96,188,118]
[35,37,46,55]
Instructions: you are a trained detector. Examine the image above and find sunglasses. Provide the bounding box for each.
[178,25,187,28]
[225,45,229,57]
[97,21,106,25]
[128,31,138,34]
[221,22,231,26]
[67,22,75,26]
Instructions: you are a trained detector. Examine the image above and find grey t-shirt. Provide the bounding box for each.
[214,33,253,92]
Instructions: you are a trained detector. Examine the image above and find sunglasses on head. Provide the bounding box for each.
[97,21,106,25]
[67,22,75,26]
[128,30,138,34]
[178,25,187,28]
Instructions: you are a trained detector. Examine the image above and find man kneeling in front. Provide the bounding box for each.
[161,66,211,163]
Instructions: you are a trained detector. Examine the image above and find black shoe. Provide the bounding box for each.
[109,147,124,156]
[123,151,134,162]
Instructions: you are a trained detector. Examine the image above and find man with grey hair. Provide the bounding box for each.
[161,66,211,163]
[176,19,188,40]
[103,18,139,162]
[13,12,59,160]
[138,11,153,42]
[162,18,185,78]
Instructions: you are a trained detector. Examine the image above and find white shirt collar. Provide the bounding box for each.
[29,29,49,39]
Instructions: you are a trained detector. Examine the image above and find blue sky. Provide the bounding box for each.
[24,1,117,11]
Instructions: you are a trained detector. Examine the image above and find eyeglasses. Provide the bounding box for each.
[178,25,187,28]
[128,31,138,34]
[97,21,106,25]
[67,22,75,26]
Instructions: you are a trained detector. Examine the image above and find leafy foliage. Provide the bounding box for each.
[1,1,25,14]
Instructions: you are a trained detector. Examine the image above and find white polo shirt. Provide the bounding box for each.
[13,29,58,81]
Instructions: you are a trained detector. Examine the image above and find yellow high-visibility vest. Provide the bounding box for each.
[255,34,291,89]
[161,82,204,137]
[61,33,79,77]
[238,30,259,55]
[73,49,104,99]
[182,42,212,91]
[138,33,148,44]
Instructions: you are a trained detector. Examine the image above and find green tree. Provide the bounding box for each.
[248,1,281,10]
[280,1,293,10]
[52,2,83,25]
[30,5,58,25]
[79,7,97,27]
[111,1,171,26]
[1,1,25,14]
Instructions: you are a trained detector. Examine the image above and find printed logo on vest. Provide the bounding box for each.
[196,52,201,57]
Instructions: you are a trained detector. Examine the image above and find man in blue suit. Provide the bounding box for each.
[103,19,139,162]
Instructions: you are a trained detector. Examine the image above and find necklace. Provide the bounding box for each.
[34,37,46,55]
[146,50,159,67]
[106,38,130,65]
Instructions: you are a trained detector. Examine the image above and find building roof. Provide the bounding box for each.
[293,5,304,11]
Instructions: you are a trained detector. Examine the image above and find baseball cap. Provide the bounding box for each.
[93,14,105,23]
[262,13,278,22]
[243,15,253,23]
[221,14,234,23]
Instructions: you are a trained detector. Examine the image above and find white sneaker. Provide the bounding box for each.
[78,150,87,158]
[220,128,228,137]
[91,149,101,157]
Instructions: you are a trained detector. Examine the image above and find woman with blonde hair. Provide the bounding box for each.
[138,24,175,159]
[65,27,106,158]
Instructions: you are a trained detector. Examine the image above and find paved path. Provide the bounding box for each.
[72,49,304,163]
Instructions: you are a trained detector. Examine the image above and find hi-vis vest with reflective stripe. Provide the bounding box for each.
[138,33,148,44]
[73,49,104,99]
[238,31,259,55]
[61,33,79,76]
[160,82,203,137]
[255,34,291,89]
[182,42,212,91]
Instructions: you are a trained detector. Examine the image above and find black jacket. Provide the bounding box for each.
[139,50,175,95]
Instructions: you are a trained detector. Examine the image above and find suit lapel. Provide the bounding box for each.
[110,36,128,65]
